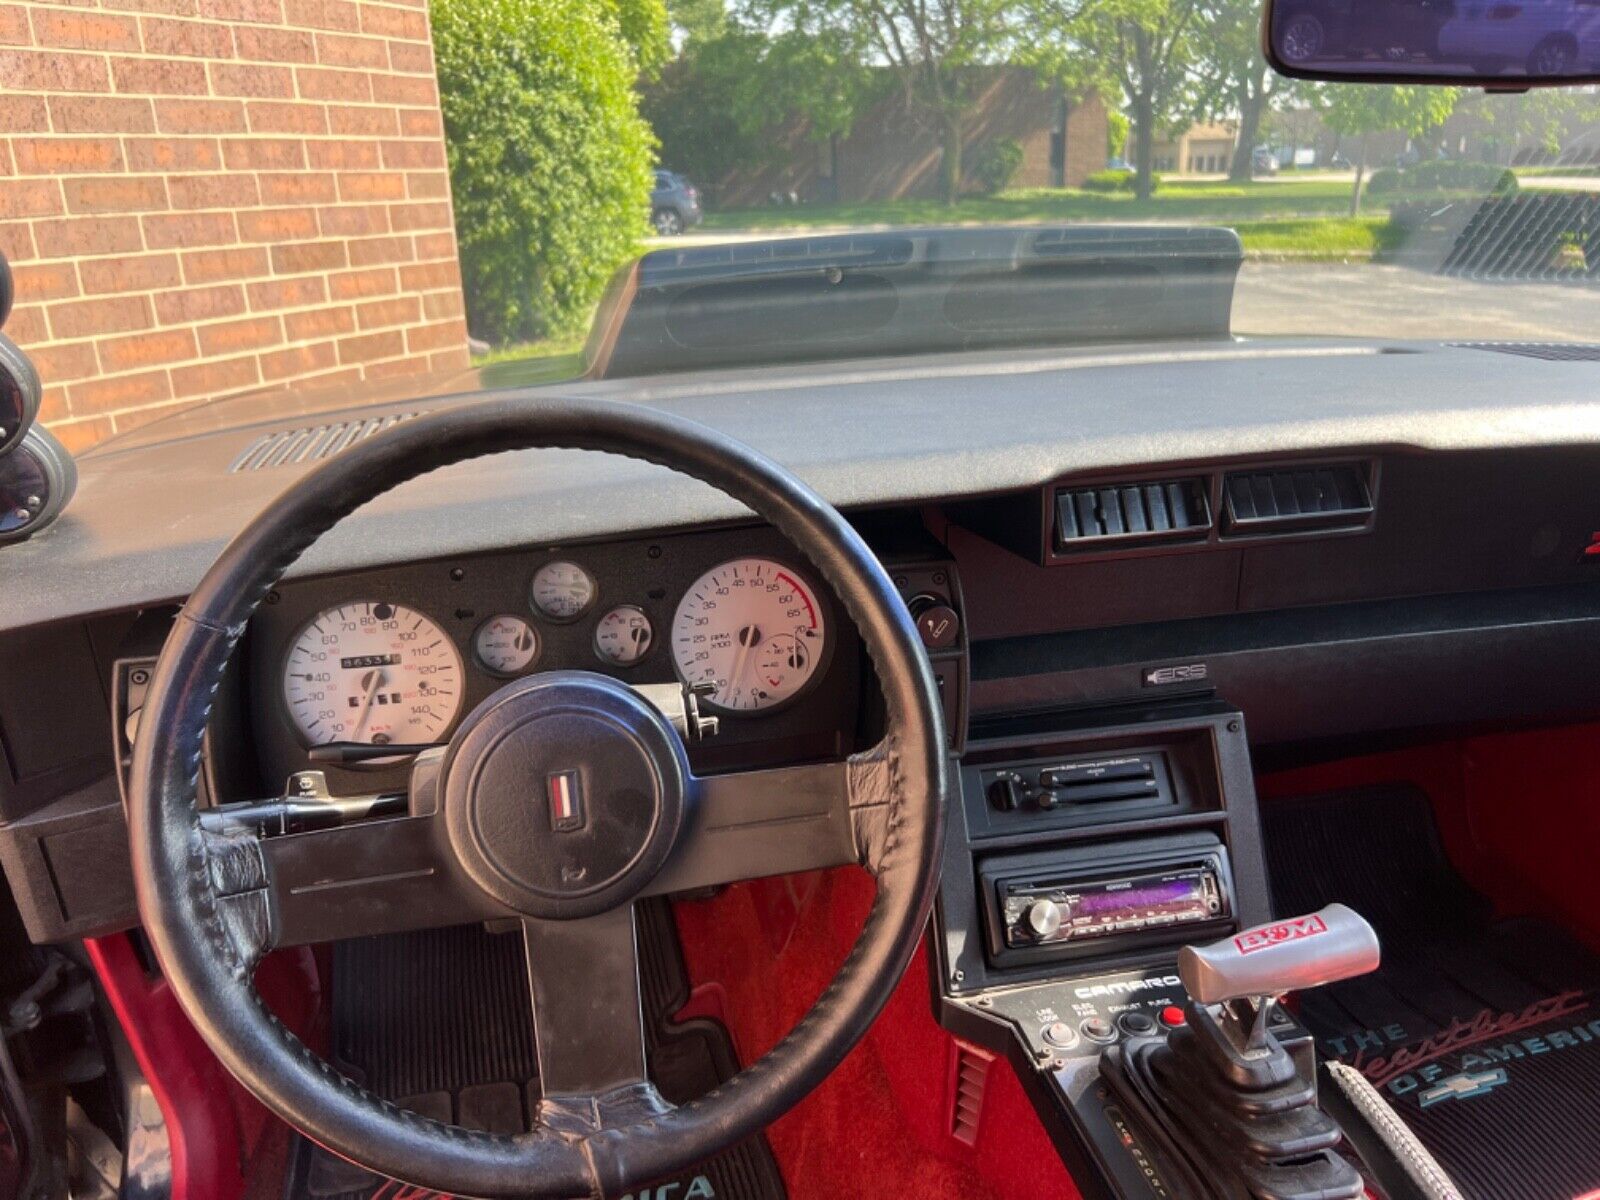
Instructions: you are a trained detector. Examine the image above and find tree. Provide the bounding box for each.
[433,0,659,343]
[1024,0,1202,200]
[1190,0,1282,181]
[642,16,877,198]
[759,0,1015,203]
[1320,85,1459,214]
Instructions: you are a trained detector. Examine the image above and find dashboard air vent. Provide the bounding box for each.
[230,413,418,472]
[1054,477,1210,551]
[1449,342,1600,362]
[1221,463,1372,535]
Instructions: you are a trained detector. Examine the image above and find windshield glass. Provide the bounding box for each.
[1,0,1596,450]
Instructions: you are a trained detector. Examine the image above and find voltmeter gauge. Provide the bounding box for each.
[281,602,463,746]
[593,605,653,666]
[531,560,595,621]
[474,614,540,676]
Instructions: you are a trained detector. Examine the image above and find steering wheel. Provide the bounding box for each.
[128,395,947,1199]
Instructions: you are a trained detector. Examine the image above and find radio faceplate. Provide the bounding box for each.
[979,831,1235,968]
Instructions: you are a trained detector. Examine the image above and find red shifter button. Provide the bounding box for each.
[1159,1005,1186,1027]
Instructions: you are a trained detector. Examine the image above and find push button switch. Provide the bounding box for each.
[1119,1012,1158,1037]
[1080,1016,1117,1044]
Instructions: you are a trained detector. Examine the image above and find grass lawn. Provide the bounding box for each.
[697,177,1403,259]
[472,333,588,379]
[703,178,1361,231]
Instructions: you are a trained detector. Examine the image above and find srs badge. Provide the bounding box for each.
[547,769,586,832]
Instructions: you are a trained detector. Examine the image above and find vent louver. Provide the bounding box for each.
[1054,477,1210,551]
[230,413,419,472]
[1222,463,1372,535]
[1449,342,1600,362]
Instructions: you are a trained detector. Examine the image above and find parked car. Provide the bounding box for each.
[651,170,703,236]
[1274,0,1454,62]
[1436,0,1600,73]
[1252,146,1281,175]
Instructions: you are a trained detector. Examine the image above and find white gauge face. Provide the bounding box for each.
[281,602,464,746]
[530,560,595,621]
[671,558,827,712]
[594,605,653,666]
[474,614,540,676]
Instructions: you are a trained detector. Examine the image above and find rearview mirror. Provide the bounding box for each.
[1264,0,1600,85]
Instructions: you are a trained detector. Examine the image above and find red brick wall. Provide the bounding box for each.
[0,0,468,451]
[706,70,1108,208]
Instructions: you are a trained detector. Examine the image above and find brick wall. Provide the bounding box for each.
[0,0,469,451]
[704,70,1108,208]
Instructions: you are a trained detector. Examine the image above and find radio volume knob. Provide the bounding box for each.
[1026,898,1063,940]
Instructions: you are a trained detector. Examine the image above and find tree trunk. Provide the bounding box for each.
[1350,132,1369,217]
[1229,86,1264,183]
[1133,93,1155,201]
[938,110,963,205]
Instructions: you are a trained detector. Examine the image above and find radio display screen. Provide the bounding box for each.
[1072,876,1202,915]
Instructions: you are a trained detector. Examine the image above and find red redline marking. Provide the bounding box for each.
[776,572,817,627]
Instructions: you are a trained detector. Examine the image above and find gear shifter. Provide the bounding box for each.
[1100,904,1380,1200]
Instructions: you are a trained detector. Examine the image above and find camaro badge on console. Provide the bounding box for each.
[547,770,585,832]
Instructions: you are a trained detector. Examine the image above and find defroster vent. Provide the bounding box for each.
[230,412,418,472]
[1054,477,1210,552]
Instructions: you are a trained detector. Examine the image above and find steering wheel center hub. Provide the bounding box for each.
[442,672,688,919]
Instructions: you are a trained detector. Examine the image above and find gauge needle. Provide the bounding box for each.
[726,625,761,701]
[350,668,385,741]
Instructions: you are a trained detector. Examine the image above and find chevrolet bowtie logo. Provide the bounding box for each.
[1418,1067,1509,1108]
[547,769,585,832]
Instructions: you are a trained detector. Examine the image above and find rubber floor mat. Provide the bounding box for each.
[1263,785,1600,1200]
[285,899,786,1200]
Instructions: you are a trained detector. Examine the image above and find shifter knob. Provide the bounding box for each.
[1179,903,1380,1005]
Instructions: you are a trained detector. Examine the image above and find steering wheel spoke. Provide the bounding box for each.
[522,907,666,1117]
[647,741,898,894]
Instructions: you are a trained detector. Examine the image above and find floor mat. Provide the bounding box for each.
[1263,785,1600,1200]
[285,899,786,1200]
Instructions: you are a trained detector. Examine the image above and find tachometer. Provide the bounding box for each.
[281,602,463,746]
[671,558,826,712]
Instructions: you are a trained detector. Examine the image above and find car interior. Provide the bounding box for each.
[1,8,1599,1200]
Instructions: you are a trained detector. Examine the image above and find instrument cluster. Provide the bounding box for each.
[250,528,856,783]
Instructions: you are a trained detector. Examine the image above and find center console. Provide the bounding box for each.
[934,700,1277,1197]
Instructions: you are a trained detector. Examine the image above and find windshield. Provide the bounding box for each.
[2,0,1597,451]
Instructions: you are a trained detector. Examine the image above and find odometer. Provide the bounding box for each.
[671,558,826,713]
[281,602,463,746]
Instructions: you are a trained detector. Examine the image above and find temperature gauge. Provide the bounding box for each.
[594,605,653,667]
[474,614,540,676]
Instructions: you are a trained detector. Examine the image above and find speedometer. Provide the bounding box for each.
[671,558,827,713]
[281,602,464,746]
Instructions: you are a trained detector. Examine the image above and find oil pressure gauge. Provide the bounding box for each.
[531,560,595,621]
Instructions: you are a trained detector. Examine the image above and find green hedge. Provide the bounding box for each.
[1081,168,1160,194]
[1367,160,1519,198]
[433,0,655,344]
[970,138,1024,196]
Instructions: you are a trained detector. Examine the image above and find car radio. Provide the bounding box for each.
[979,831,1235,968]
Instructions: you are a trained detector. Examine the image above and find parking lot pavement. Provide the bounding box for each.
[1234,262,1600,341]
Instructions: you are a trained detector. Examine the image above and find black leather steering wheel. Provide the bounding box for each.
[128,395,947,1199]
